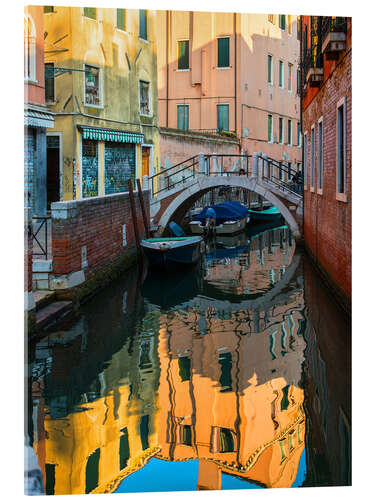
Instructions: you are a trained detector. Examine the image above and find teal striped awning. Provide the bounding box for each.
[78,126,144,144]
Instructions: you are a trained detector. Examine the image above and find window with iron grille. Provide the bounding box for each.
[84,65,100,106]
[288,120,292,145]
[279,15,286,30]
[139,80,151,115]
[117,9,126,31]
[177,105,189,130]
[84,7,96,20]
[44,63,55,102]
[178,40,189,69]
[139,10,147,40]
[218,37,230,67]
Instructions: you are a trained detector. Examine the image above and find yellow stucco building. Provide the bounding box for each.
[43,7,160,202]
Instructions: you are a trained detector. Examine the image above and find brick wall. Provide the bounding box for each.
[303,48,351,303]
[51,191,149,278]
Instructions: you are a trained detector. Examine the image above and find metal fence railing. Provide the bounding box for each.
[31,216,51,260]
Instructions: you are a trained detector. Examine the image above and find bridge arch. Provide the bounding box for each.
[157,176,301,239]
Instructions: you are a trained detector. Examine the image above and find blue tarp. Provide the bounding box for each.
[193,201,248,225]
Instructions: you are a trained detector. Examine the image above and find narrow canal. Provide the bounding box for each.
[26,222,351,494]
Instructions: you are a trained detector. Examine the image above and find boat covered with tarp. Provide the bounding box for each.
[189,201,249,235]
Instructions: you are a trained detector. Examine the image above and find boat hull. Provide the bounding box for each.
[189,217,247,235]
[248,209,282,223]
[141,237,203,268]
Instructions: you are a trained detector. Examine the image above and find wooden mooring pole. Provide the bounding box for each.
[136,178,150,239]
[128,179,143,269]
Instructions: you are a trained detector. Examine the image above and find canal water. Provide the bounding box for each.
[26,221,351,494]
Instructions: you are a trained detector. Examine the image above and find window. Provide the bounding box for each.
[24,15,36,81]
[337,101,346,195]
[177,105,189,130]
[288,63,292,91]
[85,448,100,493]
[268,55,273,84]
[279,117,284,144]
[318,118,323,191]
[45,464,55,495]
[119,428,130,470]
[84,7,96,20]
[279,439,287,462]
[212,427,236,453]
[219,352,232,392]
[279,15,286,30]
[180,425,192,446]
[140,415,149,450]
[297,17,301,41]
[288,119,292,145]
[84,65,101,106]
[44,63,55,102]
[279,60,284,88]
[297,122,301,147]
[310,125,315,188]
[139,80,151,115]
[268,14,276,24]
[288,162,292,180]
[43,6,54,13]
[217,104,229,131]
[178,40,189,70]
[303,133,308,187]
[296,68,301,95]
[117,9,126,31]
[139,10,147,40]
[218,37,230,68]
[178,356,191,381]
[268,115,273,143]
[288,15,292,35]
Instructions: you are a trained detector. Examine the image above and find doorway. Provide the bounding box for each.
[46,135,60,209]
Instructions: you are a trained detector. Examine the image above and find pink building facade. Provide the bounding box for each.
[156,11,301,172]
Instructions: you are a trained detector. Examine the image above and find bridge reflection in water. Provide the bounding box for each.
[26,223,350,494]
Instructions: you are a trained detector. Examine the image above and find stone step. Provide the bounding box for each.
[33,290,56,311]
[36,301,73,331]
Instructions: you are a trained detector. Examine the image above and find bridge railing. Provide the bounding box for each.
[257,155,303,198]
[202,154,252,177]
[149,155,200,196]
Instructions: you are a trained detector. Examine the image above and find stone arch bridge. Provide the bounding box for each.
[144,153,303,240]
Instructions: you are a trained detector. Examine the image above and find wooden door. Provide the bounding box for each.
[142,147,150,177]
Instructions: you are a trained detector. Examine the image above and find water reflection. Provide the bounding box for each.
[26,222,350,494]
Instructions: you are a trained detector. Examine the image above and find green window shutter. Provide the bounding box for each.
[44,6,54,13]
[219,352,232,392]
[84,8,96,20]
[218,37,230,67]
[119,428,130,470]
[117,9,125,30]
[44,63,55,102]
[217,104,229,131]
[140,415,150,450]
[181,425,192,446]
[279,15,286,30]
[85,448,100,493]
[268,55,273,83]
[268,115,273,142]
[177,106,189,130]
[178,40,189,69]
[139,10,147,40]
[279,60,284,87]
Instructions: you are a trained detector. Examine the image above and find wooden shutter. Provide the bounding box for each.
[139,10,147,40]
[117,9,125,30]
[218,37,229,67]
[178,40,189,69]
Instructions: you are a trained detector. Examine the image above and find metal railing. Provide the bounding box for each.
[301,47,323,86]
[31,215,51,260]
[258,155,303,198]
[149,155,201,197]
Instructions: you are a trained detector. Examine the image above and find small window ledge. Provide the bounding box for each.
[336,192,348,202]
[317,188,323,196]
[310,186,315,193]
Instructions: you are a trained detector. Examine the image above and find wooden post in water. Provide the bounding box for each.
[136,178,150,239]
[128,179,143,268]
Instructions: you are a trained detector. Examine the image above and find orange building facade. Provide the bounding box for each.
[156,11,302,171]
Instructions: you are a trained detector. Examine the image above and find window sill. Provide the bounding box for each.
[177,69,190,72]
[317,188,323,196]
[24,78,38,85]
[304,185,308,191]
[216,66,231,70]
[140,113,153,118]
[116,28,128,34]
[84,103,104,109]
[310,186,315,193]
[336,192,348,203]
[139,37,150,43]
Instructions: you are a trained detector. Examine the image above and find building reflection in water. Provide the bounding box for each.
[26,225,332,494]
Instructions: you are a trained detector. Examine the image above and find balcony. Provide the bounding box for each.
[302,49,323,88]
[322,17,347,59]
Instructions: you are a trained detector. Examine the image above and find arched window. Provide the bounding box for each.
[24,14,36,81]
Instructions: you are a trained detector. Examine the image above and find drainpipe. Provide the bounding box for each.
[166,10,169,128]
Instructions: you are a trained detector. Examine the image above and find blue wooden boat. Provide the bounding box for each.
[248,205,282,222]
[141,236,204,268]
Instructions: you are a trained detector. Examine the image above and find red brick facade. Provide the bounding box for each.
[302,17,352,305]
[52,191,149,278]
